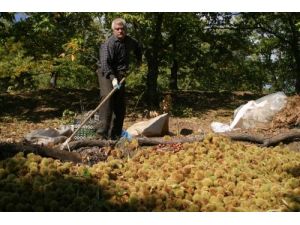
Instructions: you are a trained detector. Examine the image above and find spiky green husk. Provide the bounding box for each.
[1,135,300,211]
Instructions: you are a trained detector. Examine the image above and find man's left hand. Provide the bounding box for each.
[112,78,121,89]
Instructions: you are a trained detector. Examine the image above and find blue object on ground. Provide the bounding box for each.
[121,130,132,141]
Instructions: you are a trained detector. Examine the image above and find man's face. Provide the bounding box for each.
[113,23,126,40]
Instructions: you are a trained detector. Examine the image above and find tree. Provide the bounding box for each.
[0,38,35,91]
[2,12,298,97]
[162,13,204,91]
[12,13,102,88]
[239,13,300,93]
[0,12,15,40]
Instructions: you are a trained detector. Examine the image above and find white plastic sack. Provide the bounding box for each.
[211,122,232,133]
[126,113,169,137]
[233,92,287,129]
[211,92,287,133]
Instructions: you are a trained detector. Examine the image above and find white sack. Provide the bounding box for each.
[211,92,287,133]
[126,113,169,137]
[25,125,72,146]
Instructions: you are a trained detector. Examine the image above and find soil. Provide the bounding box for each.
[1,89,299,153]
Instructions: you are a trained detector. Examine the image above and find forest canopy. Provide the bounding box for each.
[1,12,300,106]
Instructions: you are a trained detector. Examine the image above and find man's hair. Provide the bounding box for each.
[111,18,127,30]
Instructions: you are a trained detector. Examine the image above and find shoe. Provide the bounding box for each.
[110,134,122,141]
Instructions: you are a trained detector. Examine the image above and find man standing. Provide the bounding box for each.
[97,18,142,140]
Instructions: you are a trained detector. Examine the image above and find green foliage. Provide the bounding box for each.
[125,64,147,90]
[0,39,35,91]
[61,109,76,124]
[53,57,97,89]
[172,106,194,117]
[1,12,300,96]
[4,13,102,90]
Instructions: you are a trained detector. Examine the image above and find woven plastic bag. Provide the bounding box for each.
[126,113,169,137]
[233,92,287,129]
[211,92,287,132]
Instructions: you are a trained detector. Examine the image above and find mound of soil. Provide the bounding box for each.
[271,95,300,129]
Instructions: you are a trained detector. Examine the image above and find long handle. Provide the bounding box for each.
[61,77,125,150]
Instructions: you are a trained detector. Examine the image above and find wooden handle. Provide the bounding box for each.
[61,77,125,150]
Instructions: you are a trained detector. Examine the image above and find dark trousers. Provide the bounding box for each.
[97,70,126,140]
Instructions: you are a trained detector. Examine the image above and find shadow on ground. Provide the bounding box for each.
[0,88,100,122]
[1,141,299,212]
[0,88,263,122]
[0,143,137,212]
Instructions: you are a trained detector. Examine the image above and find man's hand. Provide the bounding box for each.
[112,78,121,89]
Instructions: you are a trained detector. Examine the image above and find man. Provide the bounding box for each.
[97,18,142,140]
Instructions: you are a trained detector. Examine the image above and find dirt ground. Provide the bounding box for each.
[0,89,299,151]
[0,89,245,142]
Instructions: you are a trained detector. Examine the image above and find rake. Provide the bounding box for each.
[60,77,125,151]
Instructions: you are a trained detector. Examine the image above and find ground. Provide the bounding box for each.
[1,89,299,151]
[0,88,259,143]
[1,88,300,212]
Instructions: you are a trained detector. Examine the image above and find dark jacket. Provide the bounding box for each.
[100,35,142,80]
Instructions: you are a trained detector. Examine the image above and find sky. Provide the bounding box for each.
[14,12,28,22]
[2,0,300,12]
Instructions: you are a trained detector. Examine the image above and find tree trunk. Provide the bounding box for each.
[262,130,300,147]
[50,72,58,88]
[145,13,163,108]
[137,135,204,146]
[63,139,117,151]
[64,135,205,151]
[288,15,300,94]
[0,143,82,163]
[169,35,179,91]
[146,54,159,107]
[294,39,300,94]
[170,59,178,91]
[225,130,300,147]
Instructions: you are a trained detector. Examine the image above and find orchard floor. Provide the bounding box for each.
[0,88,259,143]
[1,88,300,212]
[0,88,299,151]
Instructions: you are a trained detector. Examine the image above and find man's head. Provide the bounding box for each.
[111,18,126,40]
